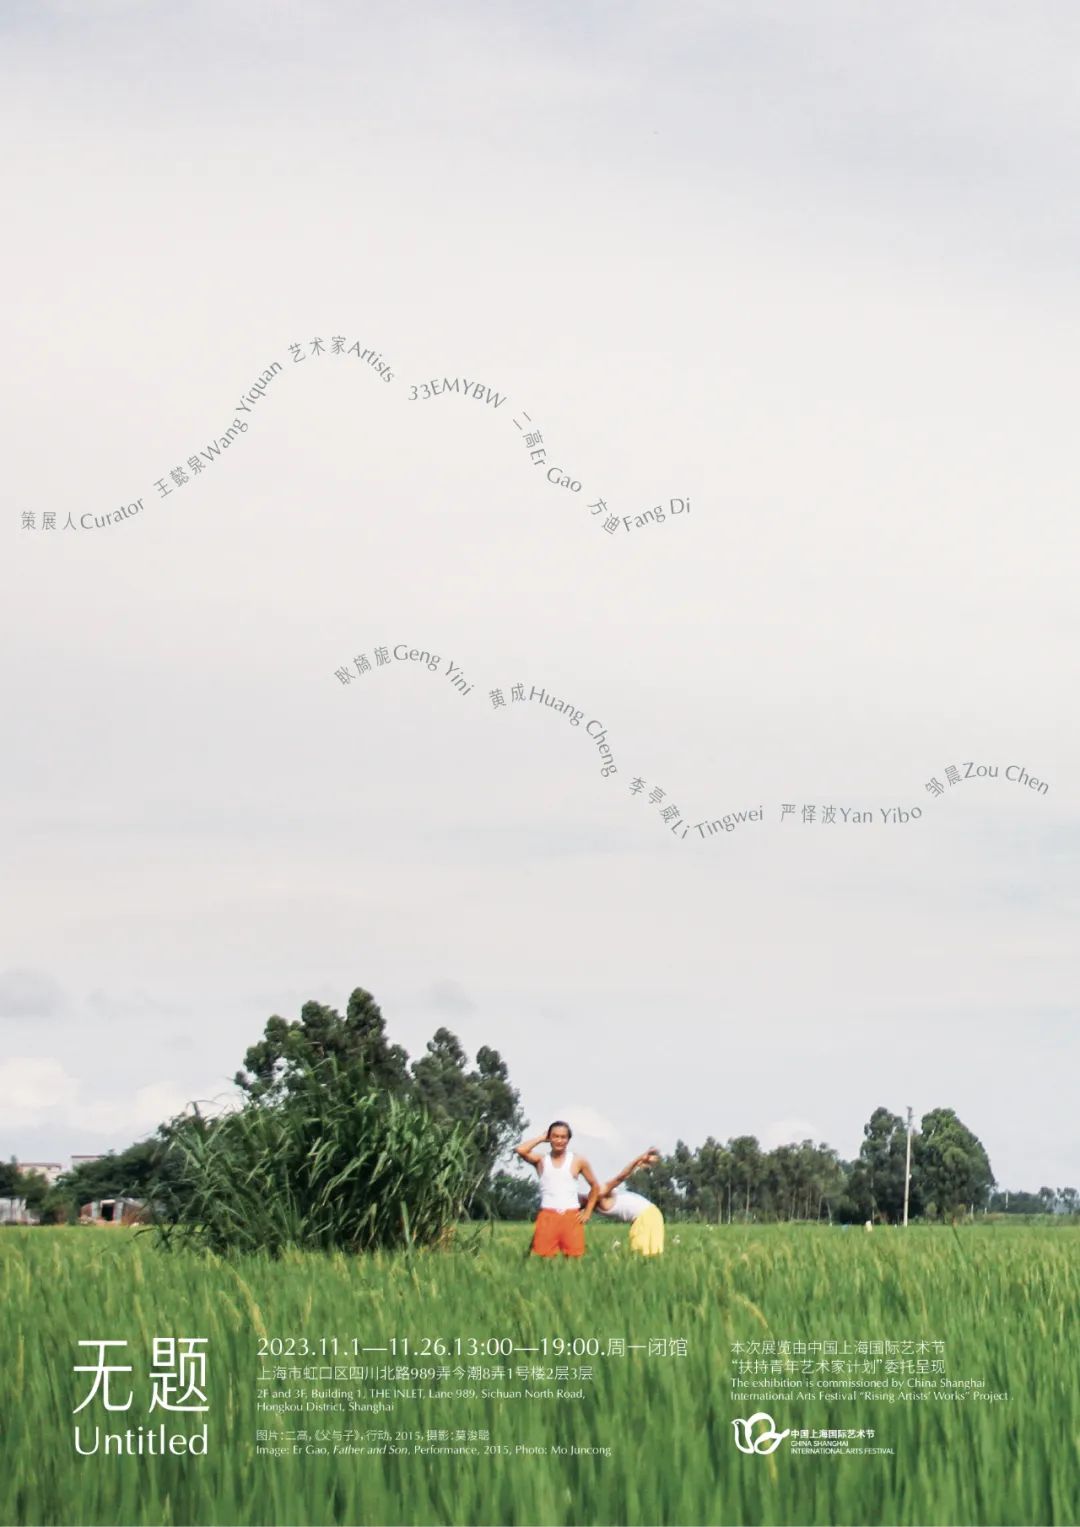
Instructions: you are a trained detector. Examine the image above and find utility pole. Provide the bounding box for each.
[902,1106,914,1227]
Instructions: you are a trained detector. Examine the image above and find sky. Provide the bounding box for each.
[2,0,1078,1190]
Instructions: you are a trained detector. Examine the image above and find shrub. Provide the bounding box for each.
[153,1060,481,1257]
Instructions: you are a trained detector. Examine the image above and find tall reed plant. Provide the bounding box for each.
[153,1059,481,1257]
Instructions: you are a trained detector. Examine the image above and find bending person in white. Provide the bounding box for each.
[579,1148,665,1255]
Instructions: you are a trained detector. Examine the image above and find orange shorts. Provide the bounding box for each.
[530,1209,585,1258]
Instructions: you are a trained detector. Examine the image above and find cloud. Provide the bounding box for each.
[0,969,67,1019]
[73,1083,241,1136]
[0,1057,236,1136]
[0,1057,79,1118]
[560,1105,623,1147]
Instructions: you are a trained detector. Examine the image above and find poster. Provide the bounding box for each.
[2,3,1078,1525]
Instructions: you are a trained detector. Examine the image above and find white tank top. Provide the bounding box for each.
[596,1190,652,1223]
[539,1150,579,1211]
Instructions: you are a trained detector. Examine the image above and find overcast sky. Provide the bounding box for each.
[3,0,1078,1190]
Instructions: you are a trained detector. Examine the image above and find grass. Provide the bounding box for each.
[1,1221,1077,1526]
[157,1067,482,1256]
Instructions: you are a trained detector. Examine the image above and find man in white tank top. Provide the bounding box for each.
[580,1148,666,1255]
[515,1121,601,1258]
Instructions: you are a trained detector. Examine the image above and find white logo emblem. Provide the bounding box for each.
[732,1412,791,1455]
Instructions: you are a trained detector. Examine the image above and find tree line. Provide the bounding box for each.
[490,1108,1076,1225]
[3,989,526,1248]
[1,991,1075,1235]
[630,1107,996,1225]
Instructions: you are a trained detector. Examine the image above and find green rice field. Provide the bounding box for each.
[1,1222,1077,1526]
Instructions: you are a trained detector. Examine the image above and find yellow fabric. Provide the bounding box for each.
[628,1204,665,1255]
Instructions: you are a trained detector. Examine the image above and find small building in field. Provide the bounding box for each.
[78,1197,147,1226]
[0,1198,38,1225]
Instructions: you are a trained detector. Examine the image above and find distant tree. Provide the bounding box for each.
[728,1136,763,1219]
[0,1158,21,1198]
[411,1029,524,1176]
[633,1135,850,1224]
[835,1158,874,1223]
[235,988,410,1103]
[38,1187,76,1225]
[914,1108,993,1222]
[988,1189,1044,1215]
[699,1138,729,1221]
[230,987,524,1217]
[469,1171,539,1221]
[633,1142,690,1220]
[856,1107,913,1223]
[59,1140,162,1205]
[16,1170,50,1215]
[805,1141,847,1222]
[762,1143,799,1219]
[672,1137,729,1222]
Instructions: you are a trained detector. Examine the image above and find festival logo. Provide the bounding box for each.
[731,1413,791,1455]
